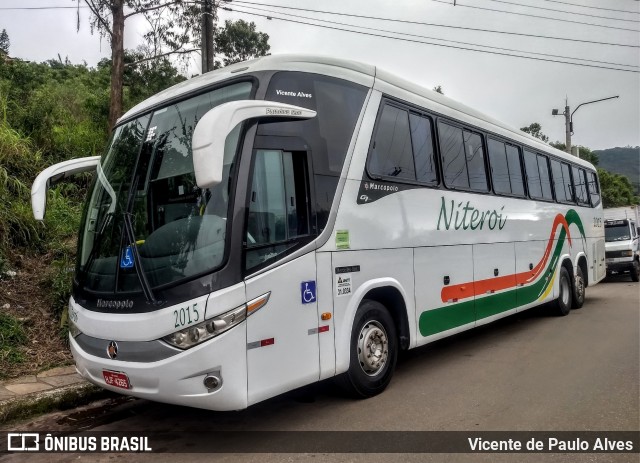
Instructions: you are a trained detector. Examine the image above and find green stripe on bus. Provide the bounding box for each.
[418,215,577,338]
[418,300,475,337]
[474,290,518,320]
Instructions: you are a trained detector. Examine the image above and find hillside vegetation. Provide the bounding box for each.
[594,147,640,195]
[0,55,184,378]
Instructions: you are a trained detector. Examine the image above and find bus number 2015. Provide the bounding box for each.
[174,304,200,328]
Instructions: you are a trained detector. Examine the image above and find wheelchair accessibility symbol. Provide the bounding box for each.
[300,281,316,304]
[120,246,134,269]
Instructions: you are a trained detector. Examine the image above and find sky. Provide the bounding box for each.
[1,0,639,151]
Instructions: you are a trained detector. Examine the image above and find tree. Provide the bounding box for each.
[598,169,639,207]
[433,85,443,94]
[98,49,187,107]
[213,20,270,69]
[80,0,201,130]
[0,29,9,55]
[520,122,549,143]
[549,142,599,165]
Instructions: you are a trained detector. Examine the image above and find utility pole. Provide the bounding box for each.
[201,0,214,73]
[552,95,619,156]
[564,99,571,154]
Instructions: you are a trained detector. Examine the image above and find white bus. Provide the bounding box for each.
[32,55,605,410]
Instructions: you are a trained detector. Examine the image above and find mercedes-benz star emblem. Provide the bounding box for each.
[107,340,118,359]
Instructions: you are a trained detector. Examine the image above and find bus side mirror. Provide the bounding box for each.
[31,155,101,221]
[192,100,316,189]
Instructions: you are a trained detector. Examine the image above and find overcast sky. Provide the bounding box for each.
[2,0,639,150]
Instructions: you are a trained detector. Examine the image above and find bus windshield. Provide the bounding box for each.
[76,81,253,294]
[605,222,631,242]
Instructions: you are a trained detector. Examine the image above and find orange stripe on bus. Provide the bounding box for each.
[440,214,572,303]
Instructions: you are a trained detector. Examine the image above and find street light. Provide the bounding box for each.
[552,95,619,155]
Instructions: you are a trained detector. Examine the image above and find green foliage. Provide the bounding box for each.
[0,52,188,327]
[214,20,271,68]
[520,122,549,143]
[0,313,27,371]
[598,168,639,208]
[0,121,45,252]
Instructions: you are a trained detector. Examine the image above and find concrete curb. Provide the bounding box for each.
[0,366,113,425]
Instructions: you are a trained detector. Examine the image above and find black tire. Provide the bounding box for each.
[336,300,398,398]
[631,260,639,282]
[572,265,585,309]
[555,266,572,316]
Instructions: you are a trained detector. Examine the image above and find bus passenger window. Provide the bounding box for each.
[524,150,542,198]
[537,154,553,200]
[551,159,567,202]
[438,122,468,189]
[588,171,600,207]
[488,139,524,197]
[463,130,488,191]
[572,166,589,206]
[561,162,574,202]
[488,138,511,194]
[409,114,437,185]
[505,144,525,196]
[369,105,415,181]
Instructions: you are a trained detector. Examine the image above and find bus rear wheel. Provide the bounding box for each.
[555,266,572,316]
[337,300,397,398]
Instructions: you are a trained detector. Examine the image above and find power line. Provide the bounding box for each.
[481,0,640,23]
[231,3,638,69]
[429,0,640,33]
[223,6,639,73]
[0,6,89,10]
[540,0,639,15]
[230,0,639,48]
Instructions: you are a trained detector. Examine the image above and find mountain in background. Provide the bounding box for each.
[594,146,640,194]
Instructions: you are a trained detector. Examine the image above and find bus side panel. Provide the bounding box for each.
[515,240,548,311]
[594,238,606,282]
[414,245,476,345]
[245,252,320,406]
[473,242,517,326]
[331,248,414,376]
[316,251,336,380]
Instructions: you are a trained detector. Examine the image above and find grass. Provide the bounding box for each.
[0,313,27,376]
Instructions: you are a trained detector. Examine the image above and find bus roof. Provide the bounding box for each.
[119,54,595,170]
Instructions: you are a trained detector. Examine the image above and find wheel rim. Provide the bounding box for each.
[357,320,389,377]
[561,274,570,306]
[576,274,584,301]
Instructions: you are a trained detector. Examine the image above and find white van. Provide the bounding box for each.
[605,218,640,281]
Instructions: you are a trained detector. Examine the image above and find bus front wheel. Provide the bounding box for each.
[338,300,398,398]
[556,267,572,316]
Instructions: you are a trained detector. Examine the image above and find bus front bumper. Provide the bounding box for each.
[69,325,248,411]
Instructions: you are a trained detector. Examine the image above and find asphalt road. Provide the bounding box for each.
[2,277,638,462]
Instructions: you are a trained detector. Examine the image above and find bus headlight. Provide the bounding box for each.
[621,250,633,257]
[68,301,81,338]
[162,292,270,350]
[68,318,82,338]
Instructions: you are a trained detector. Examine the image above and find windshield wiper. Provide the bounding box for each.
[122,212,159,305]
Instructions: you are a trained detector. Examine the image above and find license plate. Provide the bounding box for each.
[102,370,131,389]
